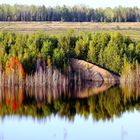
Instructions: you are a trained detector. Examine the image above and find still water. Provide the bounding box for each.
[0,83,140,140]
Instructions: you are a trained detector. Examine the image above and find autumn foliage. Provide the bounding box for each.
[5,57,25,80]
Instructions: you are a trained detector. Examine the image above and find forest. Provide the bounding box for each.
[0,31,140,78]
[0,4,140,22]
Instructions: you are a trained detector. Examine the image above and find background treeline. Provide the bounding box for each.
[0,31,140,75]
[0,4,140,22]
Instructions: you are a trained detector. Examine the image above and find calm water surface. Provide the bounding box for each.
[0,83,140,140]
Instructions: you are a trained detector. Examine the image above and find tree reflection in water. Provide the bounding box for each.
[0,82,140,121]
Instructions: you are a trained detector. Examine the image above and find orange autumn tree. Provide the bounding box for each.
[5,57,25,80]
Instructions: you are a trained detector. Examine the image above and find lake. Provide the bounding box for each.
[0,83,140,140]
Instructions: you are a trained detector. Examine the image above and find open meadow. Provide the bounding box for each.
[0,22,140,40]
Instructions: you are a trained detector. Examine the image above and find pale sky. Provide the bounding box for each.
[0,0,140,8]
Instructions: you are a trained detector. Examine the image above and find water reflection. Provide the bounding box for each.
[0,82,140,121]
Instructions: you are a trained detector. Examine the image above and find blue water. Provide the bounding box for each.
[0,110,139,140]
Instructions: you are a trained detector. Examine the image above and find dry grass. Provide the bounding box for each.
[0,22,140,40]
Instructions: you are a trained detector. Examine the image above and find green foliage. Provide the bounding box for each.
[103,44,121,72]
[0,31,139,74]
[75,33,90,59]
[135,42,140,62]
[121,56,132,77]
[87,41,96,63]
[41,41,53,59]
[53,47,68,69]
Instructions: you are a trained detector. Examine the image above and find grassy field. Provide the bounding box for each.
[0,22,140,40]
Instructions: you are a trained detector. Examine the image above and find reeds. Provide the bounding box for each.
[25,67,68,88]
[0,63,123,88]
[120,64,140,87]
[0,66,69,88]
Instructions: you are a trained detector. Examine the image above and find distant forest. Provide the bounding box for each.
[0,4,140,22]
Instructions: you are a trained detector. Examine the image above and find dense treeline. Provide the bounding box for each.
[0,31,140,75]
[0,4,140,22]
